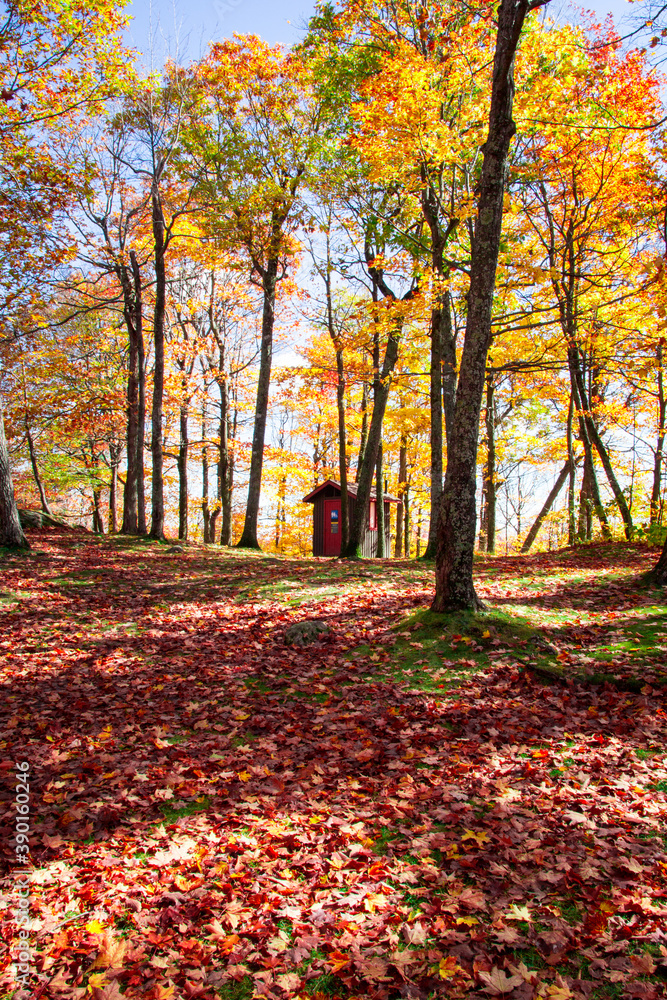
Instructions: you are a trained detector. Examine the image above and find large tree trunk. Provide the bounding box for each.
[25,423,52,515]
[238,257,278,549]
[0,403,29,548]
[178,404,188,541]
[150,188,166,540]
[433,0,533,611]
[521,459,573,553]
[423,305,443,559]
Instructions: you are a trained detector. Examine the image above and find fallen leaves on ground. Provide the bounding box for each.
[0,531,666,1000]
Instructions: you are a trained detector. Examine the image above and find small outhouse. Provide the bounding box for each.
[302,479,399,557]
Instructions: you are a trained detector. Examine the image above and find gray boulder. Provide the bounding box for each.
[284,619,331,646]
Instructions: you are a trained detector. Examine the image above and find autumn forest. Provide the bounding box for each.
[1,0,667,998]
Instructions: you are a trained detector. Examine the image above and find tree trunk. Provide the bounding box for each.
[404,483,410,557]
[121,265,139,534]
[336,347,349,552]
[0,403,29,548]
[570,355,611,540]
[376,441,384,557]
[178,404,188,541]
[567,394,576,545]
[150,187,166,540]
[221,441,234,545]
[423,305,443,559]
[342,321,401,558]
[441,292,456,452]
[484,375,497,554]
[651,339,665,524]
[570,345,631,538]
[646,528,667,585]
[133,252,147,536]
[577,456,591,541]
[202,403,211,543]
[92,487,104,534]
[521,459,573,552]
[478,488,487,552]
[109,441,120,533]
[325,262,349,551]
[395,434,407,557]
[217,376,231,546]
[25,423,52,515]
[120,250,144,534]
[238,257,279,549]
[433,0,532,611]
[357,380,368,481]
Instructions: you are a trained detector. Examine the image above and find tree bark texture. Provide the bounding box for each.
[0,403,29,548]
[357,380,368,483]
[335,347,349,552]
[433,0,532,610]
[423,305,443,559]
[568,352,611,540]
[25,423,52,515]
[109,441,120,533]
[343,322,401,557]
[484,376,497,554]
[150,186,166,540]
[237,257,278,549]
[120,257,139,534]
[376,441,384,558]
[134,250,147,536]
[395,435,407,557]
[567,394,576,545]
[651,339,665,524]
[647,530,667,585]
[178,405,189,541]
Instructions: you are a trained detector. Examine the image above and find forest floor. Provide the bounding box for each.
[0,528,666,1000]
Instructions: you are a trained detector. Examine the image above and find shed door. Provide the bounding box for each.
[323,498,341,556]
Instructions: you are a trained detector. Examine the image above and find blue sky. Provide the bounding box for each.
[125,0,637,66]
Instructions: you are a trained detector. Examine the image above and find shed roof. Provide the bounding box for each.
[302,479,401,504]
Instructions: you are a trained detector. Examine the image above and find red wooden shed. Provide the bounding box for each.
[302,479,400,557]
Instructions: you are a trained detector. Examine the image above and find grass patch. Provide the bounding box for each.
[214,977,254,1000]
[158,795,210,823]
[306,973,347,997]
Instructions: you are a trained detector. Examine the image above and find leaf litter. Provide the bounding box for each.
[0,530,666,1000]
